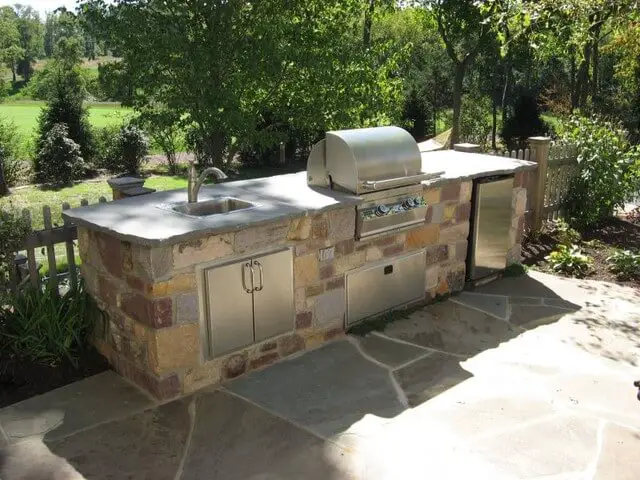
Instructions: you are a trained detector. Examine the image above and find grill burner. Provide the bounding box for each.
[307,126,443,240]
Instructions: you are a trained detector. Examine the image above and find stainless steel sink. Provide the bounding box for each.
[171,197,256,217]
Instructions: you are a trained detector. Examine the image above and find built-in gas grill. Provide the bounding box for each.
[307,126,443,240]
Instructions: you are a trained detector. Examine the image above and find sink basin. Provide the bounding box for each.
[171,197,256,217]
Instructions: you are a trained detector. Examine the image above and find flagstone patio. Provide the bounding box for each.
[1,270,639,479]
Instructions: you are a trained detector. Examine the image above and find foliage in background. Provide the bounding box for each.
[136,107,181,173]
[0,280,99,366]
[502,94,549,150]
[82,0,403,167]
[561,115,640,227]
[0,116,26,186]
[34,62,95,179]
[101,124,149,175]
[460,94,493,149]
[545,244,593,277]
[606,249,640,280]
[0,207,31,285]
[34,123,85,184]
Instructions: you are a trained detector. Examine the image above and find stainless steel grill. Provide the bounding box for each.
[307,126,443,240]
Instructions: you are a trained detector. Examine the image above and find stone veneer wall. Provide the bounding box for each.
[79,176,528,400]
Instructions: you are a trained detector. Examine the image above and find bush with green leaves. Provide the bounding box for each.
[547,219,581,246]
[562,115,640,227]
[34,64,95,177]
[0,281,98,366]
[99,124,149,174]
[0,117,27,188]
[606,249,640,280]
[0,208,31,286]
[502,94,549,150]
[34,123,86,184]
[545,244,593,277]
[460,94,493,149]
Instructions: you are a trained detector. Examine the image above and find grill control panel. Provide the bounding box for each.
[362,196,426,220]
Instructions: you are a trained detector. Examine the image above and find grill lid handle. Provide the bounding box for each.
[359,171,445,191]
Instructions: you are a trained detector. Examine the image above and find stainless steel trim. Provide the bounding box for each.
[253,260,264,292]
[241,262,254,293]
[306,139,329,188]
[359,171,445,191]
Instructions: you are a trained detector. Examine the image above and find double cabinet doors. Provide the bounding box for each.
[204,248,293,358]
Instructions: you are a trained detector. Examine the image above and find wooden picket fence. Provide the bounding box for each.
[499,139,579,229]
[5,197,108,293]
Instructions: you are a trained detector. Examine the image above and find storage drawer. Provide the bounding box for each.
[346,249,426,326]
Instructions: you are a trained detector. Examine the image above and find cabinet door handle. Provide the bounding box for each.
[253,260,264,291]
[241,262,254,293]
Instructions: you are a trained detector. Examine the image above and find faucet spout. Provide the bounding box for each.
[187,162,228,203]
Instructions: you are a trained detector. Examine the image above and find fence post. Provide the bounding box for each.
[528,136,552,231]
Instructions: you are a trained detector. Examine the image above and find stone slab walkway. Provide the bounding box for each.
[1,270,639,479]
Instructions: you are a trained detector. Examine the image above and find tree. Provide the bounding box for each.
[13,5,44,82]
[82,0,402,167]
[419,0,496,146]
[0,6,22,83]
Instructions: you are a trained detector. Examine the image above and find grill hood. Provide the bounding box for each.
[307,126,438,195]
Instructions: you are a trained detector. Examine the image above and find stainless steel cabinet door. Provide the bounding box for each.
[205,260,254,357]
[252,249,294,342]
[470,177,514,279]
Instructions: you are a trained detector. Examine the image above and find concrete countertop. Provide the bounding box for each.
[421,150,537,186]
[63,172,361,246]
[64,153,537,247]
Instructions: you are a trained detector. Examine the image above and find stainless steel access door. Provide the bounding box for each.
[205,260,255,358]
[469,177,514,280]
[253,249,294,343]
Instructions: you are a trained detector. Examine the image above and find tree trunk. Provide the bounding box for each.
[576,41,592,109]
[432,107,437,137]
[362,0,376,48]
[590,23,602,104]
[570,47,578,111]
[0,158,8,197]
[501,25,511,127]
[491,95,498,151]
[11,62,16,83]
[451,61,465,147]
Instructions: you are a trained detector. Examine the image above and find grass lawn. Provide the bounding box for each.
[0,175,187,231]
[0,101,133,137]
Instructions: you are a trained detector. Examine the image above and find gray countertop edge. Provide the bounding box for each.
[422,163,538,187]
[63,200,358,248]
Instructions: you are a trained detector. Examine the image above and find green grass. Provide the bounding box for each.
[0,100,133,136]
[0,175,187,231]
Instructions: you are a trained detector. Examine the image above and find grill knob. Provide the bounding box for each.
[375,205,390,217]
[402,198,416,210]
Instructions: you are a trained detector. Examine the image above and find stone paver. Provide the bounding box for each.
[355,333,427,368]
[394,352,472,407]
[383,301,522,356]
[452,291,509,319]
[0,371,153,443]
[227,340,406,438]
[1,271,639,479]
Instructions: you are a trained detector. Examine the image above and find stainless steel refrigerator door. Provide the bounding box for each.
[470,178,514,280]
[252,249,294,342]
[205,260,255,358]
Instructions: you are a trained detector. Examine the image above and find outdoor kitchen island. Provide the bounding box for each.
[64,127,536,400]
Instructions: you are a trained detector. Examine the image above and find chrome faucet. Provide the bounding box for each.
[187,161,228,203]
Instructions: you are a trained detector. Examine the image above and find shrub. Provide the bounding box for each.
[502,94,549,150]
[545,244,593,277]
[460,94,493,149]
[0,117,27,187]
[546,219,581,246]
[561,115,640,227]
[34,123,85,184]
[0,280,98,366]
[0,208,31,286]
[607,249,640,280]
[99,124,149,175]
[35,64,95,171]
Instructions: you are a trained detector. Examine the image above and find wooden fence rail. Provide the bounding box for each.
[4,196,107,294]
